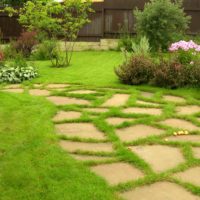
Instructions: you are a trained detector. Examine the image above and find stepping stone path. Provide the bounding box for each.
[136,100,160,107]
[53,111,81,122]
[69,90,97,94]
[116,125,164,142]
[121,182,200,200]
[192,147,200,159]
[140,91,154,98]
[161,118,199,131]
[70,154,114,162]
[29,89,50,96]
[163,95,186,103]
[56,123,105,140]
[129,145,184,172]
[106,117,134,126]
[47,96,90,105]
[165,135,200,143]
[124,107,162,115]
[2,88,24,93]
[173,167,200,186]
[1,84,200,199]
[91,162,144,186]
[59,140,113,153]
[176,105,200,115]
[102,94,129,107]
[84,108,108,113]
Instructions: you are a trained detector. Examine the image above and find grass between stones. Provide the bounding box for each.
[1,82,200,199]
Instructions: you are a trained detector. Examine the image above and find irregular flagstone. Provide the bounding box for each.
[56,123,105,140]
[173,167,200,186]
[176,105,200,115]
[106,117,134,126]
[4,84,21,89]
[102,94,129,107]
[59,140,113,153]
[47,96,90,105]
[2,88,24,93]
[192,147,200,159]
[52,111,81,122]
[136,100,160,107]
[46,84,70,89]
[121,182,200,200]
[116,125,164,142]
[165,135,200,143]
[160,118,199,131]
[84,108,108,113]
[140,91,154,98]
[124,107,162,115]
[163,95,186,103]
[69,90,97,94]
[29,89,50,96]
[70,154,115,162]
[91,162,144,186]
[129,145,184,172]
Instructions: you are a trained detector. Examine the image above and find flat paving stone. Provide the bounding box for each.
[84,108,108,113]
[140,91,154,98]
[160,118,199,131]
[46,84,70,89]
[102,94,129,107]
[47,96,90,105]
[56,123,105,140]
[121,182,200,200]
[124,107,162,115]
[129,145,184,172]
[173,167,200,186]
[136,100,160,107]
[176,105,200,115]
[163,95,186,103]
[29,89,50,96]
[59,140,113,153]
[4,84,21,89]
[91,162,144,186]
[69,90,97,94]
[165,135,200,143]
[53,111,81,122]
[71,154,114,162]
[2,88,24,93]
[106,117,134,126]
[116,125,164,142]
[192,147,200,159]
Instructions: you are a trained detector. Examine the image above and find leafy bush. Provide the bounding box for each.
[12,31,38,57]
[115,55,155,85]
[0,56,38,83]
[153,58,185,88]
[31,40,58,60]
[2,43,17,60]
[134,0,191,51]
[0,50,4,62]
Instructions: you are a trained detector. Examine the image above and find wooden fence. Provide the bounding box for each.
[1,0,200,41]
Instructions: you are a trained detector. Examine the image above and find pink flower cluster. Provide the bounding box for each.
[169,40,200,52]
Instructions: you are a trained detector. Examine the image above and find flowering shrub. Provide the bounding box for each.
[169,40,200,65]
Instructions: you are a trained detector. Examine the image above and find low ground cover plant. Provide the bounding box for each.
[0,55,37,83]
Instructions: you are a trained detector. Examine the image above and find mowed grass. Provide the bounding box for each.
[32,51,123,86]
[0,92,118,200]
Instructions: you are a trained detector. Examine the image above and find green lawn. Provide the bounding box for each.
[1,51,200,200]
[0,92,118,200]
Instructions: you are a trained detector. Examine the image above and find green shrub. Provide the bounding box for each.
[134,0,190,51]
[0,55,38,83]
[2,43,17,60]
[31,40,58,60]
[115,55,155,85]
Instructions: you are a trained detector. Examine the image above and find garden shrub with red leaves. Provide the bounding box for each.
[115,55,155,85]
[0,50,4,62]
[12,31,38,57]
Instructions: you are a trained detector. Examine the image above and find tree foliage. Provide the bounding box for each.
[134,0,191,51]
